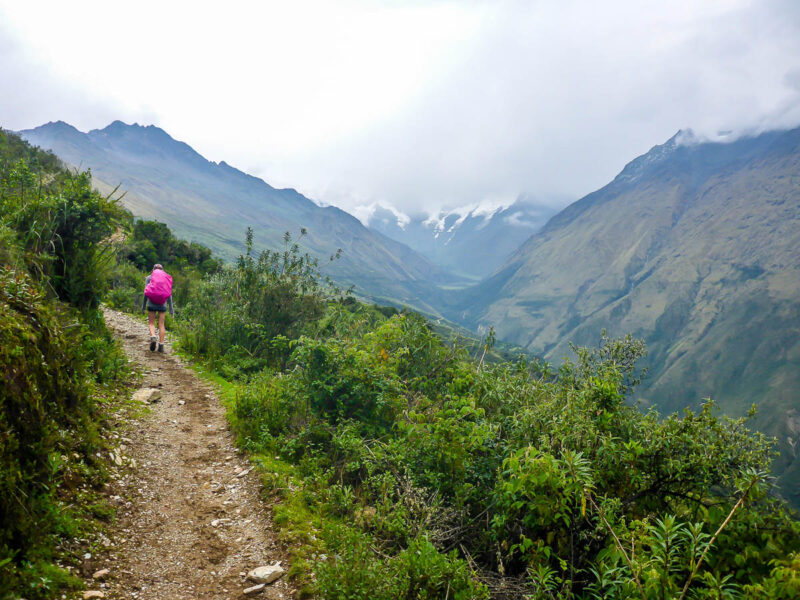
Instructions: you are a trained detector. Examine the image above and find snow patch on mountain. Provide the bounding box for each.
[420,196,517,236]
[362,194,559,279]
[354,202,411,229]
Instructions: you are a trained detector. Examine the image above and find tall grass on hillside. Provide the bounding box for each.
[0,157,123,308]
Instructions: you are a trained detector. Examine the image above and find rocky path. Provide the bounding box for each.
[89,308,289,600]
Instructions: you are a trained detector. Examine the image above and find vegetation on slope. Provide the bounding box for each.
[111,222,799,598]
[0,130,131,598]
[19,120,466,314]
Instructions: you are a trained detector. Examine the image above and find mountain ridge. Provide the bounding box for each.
[19,120,465,312]
[456,125,800,503]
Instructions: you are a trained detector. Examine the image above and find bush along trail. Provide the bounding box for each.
[92,308,290,600]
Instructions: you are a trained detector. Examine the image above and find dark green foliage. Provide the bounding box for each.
[217,307,800,597]
[0,132,125,309]
[0,268,86,551]
[104,259,148,313]
[292,338,404,431]
[0,129,62,175]
[0,131,131,598]
[105,217,220,316]
[0,268,129,597]
[315,526,488,600]
[122,219,221,274]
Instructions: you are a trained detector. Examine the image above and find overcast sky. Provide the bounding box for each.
[2,0,800,218]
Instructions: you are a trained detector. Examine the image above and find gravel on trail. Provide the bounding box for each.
[90,308,290,600]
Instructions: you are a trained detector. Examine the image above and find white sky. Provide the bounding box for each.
[2,0,800,216]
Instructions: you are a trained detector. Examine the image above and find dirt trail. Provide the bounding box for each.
[93,308,289,599]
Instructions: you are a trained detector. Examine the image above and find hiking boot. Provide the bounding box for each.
[158,343,165,353]
[149,336,157,351]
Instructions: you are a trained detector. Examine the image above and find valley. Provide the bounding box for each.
[3,123,799,599]
[363,198,559,280]
[18,121,800,507]
[5,3,800,596]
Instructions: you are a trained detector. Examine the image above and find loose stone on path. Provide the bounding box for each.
[243,583,266,596]
[247,564,285,584]
[131,388,162,403]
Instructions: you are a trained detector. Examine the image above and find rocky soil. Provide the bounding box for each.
[84,308,290,599]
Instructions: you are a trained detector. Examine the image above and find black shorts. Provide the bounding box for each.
[146,301,168,312]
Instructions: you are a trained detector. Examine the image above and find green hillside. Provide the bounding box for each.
[125,193,800,599]
[459,128,800,505]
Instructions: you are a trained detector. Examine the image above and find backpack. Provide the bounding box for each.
[145,269,173,304]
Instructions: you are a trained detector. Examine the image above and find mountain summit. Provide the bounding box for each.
[20,121,464,311]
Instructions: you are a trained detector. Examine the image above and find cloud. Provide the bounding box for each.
[0,27,122,131]
[287,0,800,213]
[2,0,800,216]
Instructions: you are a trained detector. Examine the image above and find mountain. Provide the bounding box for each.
[19,121,465,312]
[364,198,559,280]
[459,127,800,504]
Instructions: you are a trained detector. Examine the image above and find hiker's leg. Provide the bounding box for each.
[158,311,166,343]
[148,311,156,337]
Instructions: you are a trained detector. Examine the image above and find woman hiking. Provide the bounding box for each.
[142,263,174,352]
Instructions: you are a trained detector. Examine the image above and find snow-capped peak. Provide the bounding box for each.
[421,196,516,231]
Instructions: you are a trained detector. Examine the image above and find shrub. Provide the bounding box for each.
[0,159,124,309]
[395,537,489,600]
[0,268,98,590]
[122,219,221,274]
[0,130,131,599]
[292,337,404,432]
[234,370,302,443]
[314,526,487,600]
[231,321,800,597]
[314,525,400,600]
[177,229,331,377]
[104,259,144,313]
